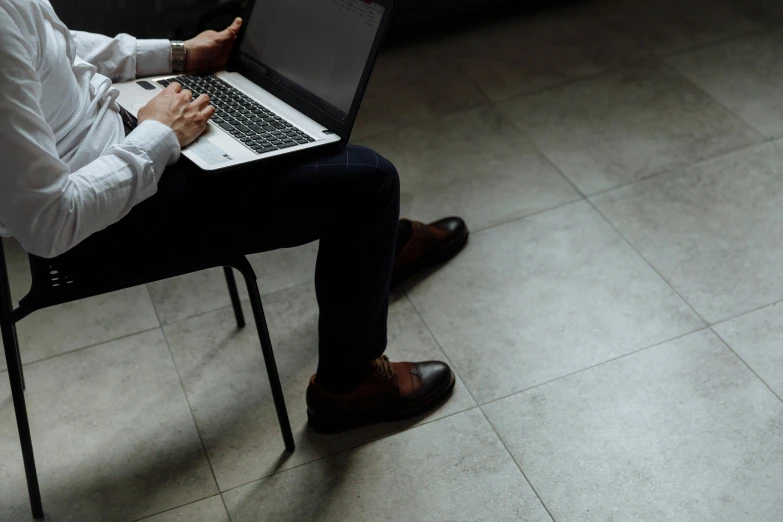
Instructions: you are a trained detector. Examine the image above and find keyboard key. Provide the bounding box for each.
[170,73,311,151]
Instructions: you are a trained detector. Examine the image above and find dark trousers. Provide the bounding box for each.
[73,144,400,387]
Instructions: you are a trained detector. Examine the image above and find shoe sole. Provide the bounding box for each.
[390,232,469,290]
[307,372,457,434]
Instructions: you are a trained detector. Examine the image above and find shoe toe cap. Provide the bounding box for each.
[431,217,468,237]
[413,360,455,396]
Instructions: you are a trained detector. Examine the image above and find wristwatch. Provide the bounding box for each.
[170,40,187,74]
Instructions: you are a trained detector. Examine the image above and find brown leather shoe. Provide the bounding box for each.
[391,217,469,289]
[306,356,456,433]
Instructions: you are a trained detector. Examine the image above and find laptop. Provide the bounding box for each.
[114,0,393,171]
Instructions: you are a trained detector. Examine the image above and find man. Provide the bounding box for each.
[0,0,467,433]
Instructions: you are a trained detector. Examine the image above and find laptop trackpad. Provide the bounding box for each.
[188,138,234,166]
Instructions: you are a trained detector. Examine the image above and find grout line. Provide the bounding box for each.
[353,98,492,144]
[657,60,770,141]
[128,495,223,522]
[221,487,235,522]
[9,326,162,370]
[479,326,710,409]
[159,279,314,328]
[584,139,772,200]
[711,298,783,328]
[467,195,584,235]
[494,98,588,199]
[5,278,313,373]
[159,325,227,518]
[586,198,710,326]
[489,56,667,109]
[453,60,495,107]
[655,24,771,60]
[217,405,483,496]
[402,292,480,406]
[145,283,164,327]
[710,326,783,405]
[479,408,557,522]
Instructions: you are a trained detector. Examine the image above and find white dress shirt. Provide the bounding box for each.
[0,0,182,258]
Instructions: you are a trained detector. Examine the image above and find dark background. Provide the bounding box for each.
[50,0,552,42]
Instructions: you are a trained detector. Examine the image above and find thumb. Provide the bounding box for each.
[222,17,242,39]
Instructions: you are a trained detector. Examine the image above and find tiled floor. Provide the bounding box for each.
[3,0,783,520]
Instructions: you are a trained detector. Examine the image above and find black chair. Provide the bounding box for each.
[0,240,295,519]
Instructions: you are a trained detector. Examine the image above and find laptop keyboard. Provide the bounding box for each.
[158,75,316,155]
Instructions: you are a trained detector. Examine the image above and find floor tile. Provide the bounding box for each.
[223,409,551,522]
[164,285,476,491]
[147,243,319,325]
[500,62,762,195]
[667,29,783,138]
[714,303,783,398]
[406,201,703,404]
[361,106,581,230]
[0,330,217,522]
[600,0,765,56]
[444,4,652,102]
[593,142,783,323]
[484,330,783,521]
[352,42,487,140]
[138,496,229,522]
[1,238,159,369]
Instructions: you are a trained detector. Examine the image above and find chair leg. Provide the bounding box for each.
[1,317,43,519]
[11,322,25,391]
[243,276,295,453]
[223,267,245,329]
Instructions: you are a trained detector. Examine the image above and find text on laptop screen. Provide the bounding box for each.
[239,0,384,121]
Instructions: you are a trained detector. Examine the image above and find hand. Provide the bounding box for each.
[137,82,215,147]
[184,18,243,74]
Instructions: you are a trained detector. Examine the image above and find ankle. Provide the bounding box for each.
[315,365,373,394]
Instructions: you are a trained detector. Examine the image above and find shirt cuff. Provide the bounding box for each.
[136,39,172,78]
[125,119,181,173]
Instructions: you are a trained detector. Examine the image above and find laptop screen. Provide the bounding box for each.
[239,0,386,123]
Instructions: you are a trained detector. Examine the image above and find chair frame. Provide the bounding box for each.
[0,241,295,519]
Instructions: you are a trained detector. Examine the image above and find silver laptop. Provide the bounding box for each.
[115,0,393,171]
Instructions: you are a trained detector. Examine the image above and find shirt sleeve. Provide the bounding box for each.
[70,30,171,81]
[0,24,180,259]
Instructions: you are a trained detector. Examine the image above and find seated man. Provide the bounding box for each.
[0,1,467,433]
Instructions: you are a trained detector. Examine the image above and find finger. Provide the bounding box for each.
[180,89,194,102]
[192,93,211,110]
[167,82,182,94]
[223,17,242,38]
[201,104,216,120]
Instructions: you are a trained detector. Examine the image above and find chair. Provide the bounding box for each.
[0,239,295,519]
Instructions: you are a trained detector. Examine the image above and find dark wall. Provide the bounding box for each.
[50,0,526,41]
[50,0,239,39]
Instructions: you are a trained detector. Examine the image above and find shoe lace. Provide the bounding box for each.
[373,355,395,380]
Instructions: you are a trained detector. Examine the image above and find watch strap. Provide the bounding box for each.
[170,40,187,74]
